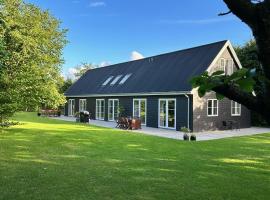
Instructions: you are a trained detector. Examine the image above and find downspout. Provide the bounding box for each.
[184,94,190,130]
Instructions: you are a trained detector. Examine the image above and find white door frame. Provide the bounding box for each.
[96,99,105,120]
[68,99,75,116]
[79,99,87,112]
[108,99,119,121]
[158,98,176,129]
[133,98,147,125]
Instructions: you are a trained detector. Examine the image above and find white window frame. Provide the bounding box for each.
[96,99,105,120]
[110,75,123,85]
[220,58,226,72]
[158,98,176,130]
[231,101,241,116]
[79,99,87,112]
[108,99,119,121]
[133,98,147,125]
[119,74,132,85]
[207,99,218,117]
[102,76,114,86]
[68,99,75,116]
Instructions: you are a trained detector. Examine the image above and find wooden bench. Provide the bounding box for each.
[39,109,60,117]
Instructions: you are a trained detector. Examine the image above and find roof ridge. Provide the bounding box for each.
[88,40,228,72]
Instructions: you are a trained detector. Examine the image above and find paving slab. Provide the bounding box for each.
[52,116,270,141]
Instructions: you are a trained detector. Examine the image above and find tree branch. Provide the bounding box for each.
[218,10,232,16]
[223,0,256,27]
[212,83,270,119]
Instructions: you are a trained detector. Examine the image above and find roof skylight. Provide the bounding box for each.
[119,74,132,84]
[110,75,122,85]
[102,76,114,86]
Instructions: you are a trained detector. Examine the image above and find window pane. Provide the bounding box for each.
[119,74,132,84]
[110,75,122,85]
[108,100,113,120]
[114,100,119,120]
[168,100,175,110]
[102,76,113,86]
[213,100,217,108]
[140,100,146,124]
[134,100,139,117]
[208,107,212,115]
[159,100,166,127]
[213,107,217,115]
[168,100,175,128]
[208,100,212,108]
[221,59,225,68]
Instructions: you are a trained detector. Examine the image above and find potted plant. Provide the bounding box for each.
[181,126,191,141]
[118,105,125,117]
[190,133,196,141]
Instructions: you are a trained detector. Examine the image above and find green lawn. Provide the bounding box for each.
[0,113,269,200]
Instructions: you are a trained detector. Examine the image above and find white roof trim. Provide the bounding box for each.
[207,40,242,73]
[66,91,191,98]
[192,40,242,95]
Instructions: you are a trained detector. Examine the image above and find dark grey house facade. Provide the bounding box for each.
[64,40,250,132]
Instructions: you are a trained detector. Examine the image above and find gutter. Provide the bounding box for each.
[65,91,192,98]
[184,94,190,130]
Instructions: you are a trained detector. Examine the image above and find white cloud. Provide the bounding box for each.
[99,61,110,67]
[159,17,236,25]
[89,1,106,7]
[65,67,77,80]
[130,51,144,61]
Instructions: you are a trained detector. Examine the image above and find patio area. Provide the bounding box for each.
[53,116,270,141]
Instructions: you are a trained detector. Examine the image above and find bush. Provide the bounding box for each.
[180,126,191,133]
[181,127,191,141]
[0,121,19,128]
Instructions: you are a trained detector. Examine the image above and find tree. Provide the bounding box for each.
[60,78,73,94]
[235,40,269,126]
[0,35,18,125]
[74,62,95,80]
[191,0,270,123]
[0,0,67,118]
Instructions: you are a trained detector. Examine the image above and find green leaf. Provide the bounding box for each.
[211,70,224,76]
[216,93,225,100]
[236,77,255,93]
[198,86,207,97]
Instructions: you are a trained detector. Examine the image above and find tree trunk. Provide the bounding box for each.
[220,0,270,121]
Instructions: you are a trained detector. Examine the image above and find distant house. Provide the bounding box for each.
[64,40,250,132]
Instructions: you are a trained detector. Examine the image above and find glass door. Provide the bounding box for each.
[68,99,75,116]
[159,99,176,129]
[108,99,119,121]
[96,99,105,120]
[133,99,147,125]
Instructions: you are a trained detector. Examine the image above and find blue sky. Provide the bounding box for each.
[26,0,252,78]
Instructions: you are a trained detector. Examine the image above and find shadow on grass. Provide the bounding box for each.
[0,112,269,200]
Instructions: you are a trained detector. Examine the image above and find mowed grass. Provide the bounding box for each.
[0,113,269,200]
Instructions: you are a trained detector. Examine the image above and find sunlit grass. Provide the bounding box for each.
[0,112,269,200]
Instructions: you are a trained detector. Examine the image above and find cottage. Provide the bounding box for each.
[64,40,250,132]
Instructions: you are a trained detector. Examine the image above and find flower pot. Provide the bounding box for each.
[183,133,190,141]
[190,135,196,141]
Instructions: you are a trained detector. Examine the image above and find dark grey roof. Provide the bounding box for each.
[65,40,227,96]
